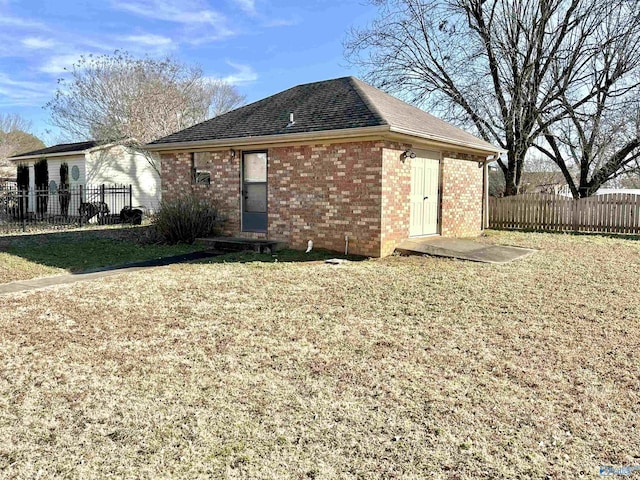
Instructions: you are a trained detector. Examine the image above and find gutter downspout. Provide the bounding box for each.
[482,154,498,231]
[483,161,489,230]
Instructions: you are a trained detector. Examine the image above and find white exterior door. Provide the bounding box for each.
[409,152,440,236]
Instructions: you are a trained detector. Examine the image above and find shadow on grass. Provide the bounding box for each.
[1,226,367,274]
[197,248,367,264]
[3,230,200,273]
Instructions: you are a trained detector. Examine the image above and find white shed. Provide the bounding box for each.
[9,141,161,215]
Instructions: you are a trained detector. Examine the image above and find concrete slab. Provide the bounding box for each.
[396,237,536,264]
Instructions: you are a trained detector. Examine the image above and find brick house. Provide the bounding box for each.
[147,77,502,257]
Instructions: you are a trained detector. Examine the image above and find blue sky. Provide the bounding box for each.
[0,0,377,145]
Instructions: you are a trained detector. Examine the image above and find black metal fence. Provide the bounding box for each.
[0,184,134,232]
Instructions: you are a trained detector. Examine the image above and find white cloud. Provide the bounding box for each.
[0,73,52,107]
[21,37,56,49]
[111,0,234,38]
[121,34,173,46]
[117,33,177,55]
[39,53,85,74]
[234,0,256,16]
[262,17,298,28]
[212,62,258,86]
[0,15,46,29]
[0,74,47,91]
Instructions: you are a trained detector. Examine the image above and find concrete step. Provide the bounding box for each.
[196,237,282,254]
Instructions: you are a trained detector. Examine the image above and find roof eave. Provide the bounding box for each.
[8,150,90,162]
[145,125,392,152]
[144,124,505,158]
[85,143,116,154]
[388,126,506,157]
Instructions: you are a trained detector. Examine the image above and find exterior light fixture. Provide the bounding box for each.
[229,149,236,158]
[401,149,416,162]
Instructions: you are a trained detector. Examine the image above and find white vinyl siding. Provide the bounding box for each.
[85,146,161,214]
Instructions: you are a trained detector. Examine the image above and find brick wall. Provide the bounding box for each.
[161,141,384,257]
[440,152,485,237]
[160,141,486,256]
[161,150,241,235]
[380,142,412,257]
[267,142,383,256]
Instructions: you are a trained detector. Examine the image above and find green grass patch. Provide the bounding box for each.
[3,235,200,278]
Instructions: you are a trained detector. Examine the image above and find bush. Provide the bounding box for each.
[59,162,71,217]
[153,194,224,244]
[34,158,48,216]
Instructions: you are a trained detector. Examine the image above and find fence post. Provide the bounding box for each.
[573,198,579,232]
[79,185,84,227]
[100,184,105,223]
[22,191,26,232]
[129,184,133,208]
[20,189,26,232]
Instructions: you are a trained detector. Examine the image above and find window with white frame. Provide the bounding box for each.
[191,152,211,185]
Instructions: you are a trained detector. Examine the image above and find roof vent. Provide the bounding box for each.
[286,112,296,128]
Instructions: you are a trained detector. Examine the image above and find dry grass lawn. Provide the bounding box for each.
[0,253,62,283]
[0,230,638,479]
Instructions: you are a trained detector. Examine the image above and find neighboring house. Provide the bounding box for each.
[0,176,16,189]
[147,76,502,257]
[596,188,640,196]
[1,158,16,188]
[9,141,161,214]
[520,171,572,196]
[0,168,16,186]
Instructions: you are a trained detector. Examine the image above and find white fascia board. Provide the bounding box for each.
[144,125,391,152]
[145,124,504,160]
[388,126,507,156]
[9,150,89,162]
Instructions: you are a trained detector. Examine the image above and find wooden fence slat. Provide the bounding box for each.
[631,195,640,233]
[488,193,640,235]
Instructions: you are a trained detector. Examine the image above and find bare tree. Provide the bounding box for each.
[46,51,245,172]
[488,167,505,197]
[532,4,640,197]
[620,173,640,189]
[208,79,247,118]
[0,114,46,179]
[345,0,640,196]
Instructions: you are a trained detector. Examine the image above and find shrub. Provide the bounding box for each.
[34,158,48,216]
[16,164,29,220]
[153,194,224,244]
[59,163,71,217]
[16,164,29,190]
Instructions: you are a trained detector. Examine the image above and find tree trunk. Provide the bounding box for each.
[502,146,527,196]
[504,171,518,196]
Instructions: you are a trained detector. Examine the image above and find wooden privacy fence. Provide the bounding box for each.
[489,193,640,234]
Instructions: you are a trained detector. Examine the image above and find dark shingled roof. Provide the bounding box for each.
[149,77,498,152]
[151,77,383,145]
[10,141,97,158]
